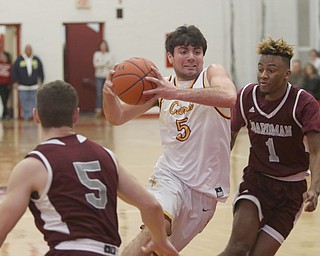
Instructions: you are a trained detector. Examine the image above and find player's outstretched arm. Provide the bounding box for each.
[117,164,178,256]
[144,65,236,107]
[206,64,237,108]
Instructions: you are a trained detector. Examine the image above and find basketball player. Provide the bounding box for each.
[0,80,178,256]
[218,37,320,256]
[103,25,237,255]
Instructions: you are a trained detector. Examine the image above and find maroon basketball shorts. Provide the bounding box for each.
[234,167,307,243]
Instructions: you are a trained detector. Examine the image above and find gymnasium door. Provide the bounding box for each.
[0,24,20,119]
[64,23,103,112]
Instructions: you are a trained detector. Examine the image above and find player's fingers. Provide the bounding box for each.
[151,66,164,79]
[305,202,316,212]
[106,69,116,80]
[103,80,115,96]
[112,63,119,70]
[103,80,112,89]
[141,245,152,254]
[141,243,158,255]
[304,196,318,212]
[145,76,159,85]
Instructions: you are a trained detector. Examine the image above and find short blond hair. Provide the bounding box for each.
[257,37,294,61]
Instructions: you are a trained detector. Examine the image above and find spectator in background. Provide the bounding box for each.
[0,40,11,63]
[308,48,320,74]
[12,44,44,120]
[302,63,320,105]
[93,40,114,117]
[289,59,304,88]
[0,52,12,119]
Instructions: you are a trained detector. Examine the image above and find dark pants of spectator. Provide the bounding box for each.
[0,85,10,118]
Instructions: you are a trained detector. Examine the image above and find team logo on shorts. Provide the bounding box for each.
[215,187,224,198]
[148,177,157,188]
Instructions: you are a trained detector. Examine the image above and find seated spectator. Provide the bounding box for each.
[289,59,304,88]
[308,49,320,74]
[302,63,320,105]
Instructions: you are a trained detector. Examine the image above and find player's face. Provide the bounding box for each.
[168,45,204,81]
[257,55,291,100]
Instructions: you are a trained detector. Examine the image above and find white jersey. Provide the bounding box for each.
[155,68,231,200]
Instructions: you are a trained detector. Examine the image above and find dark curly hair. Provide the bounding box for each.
[165,25,207,56]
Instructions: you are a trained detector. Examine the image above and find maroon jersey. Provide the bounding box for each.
[27,134,121,249]
[232,83,320,177]
[0,62,11,85]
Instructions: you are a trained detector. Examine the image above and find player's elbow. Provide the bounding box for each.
[228,93,237,108]
[105,116,125,126]
[220,92,236,108]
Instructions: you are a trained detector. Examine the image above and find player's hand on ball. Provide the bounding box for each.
[111,57,157,105]
[103,70,116,97]
[144,66,178,101]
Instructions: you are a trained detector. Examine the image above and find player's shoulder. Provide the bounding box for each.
[12,156,46,184]
[292,86,313,98]
[207,63,225,69]
[206,64,227,76]
[238,83,256,96]
[293,86,320,108]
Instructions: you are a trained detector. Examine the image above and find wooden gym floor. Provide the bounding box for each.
[0,114,319,256]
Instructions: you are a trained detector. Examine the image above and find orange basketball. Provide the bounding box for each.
[111,57,158,105]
